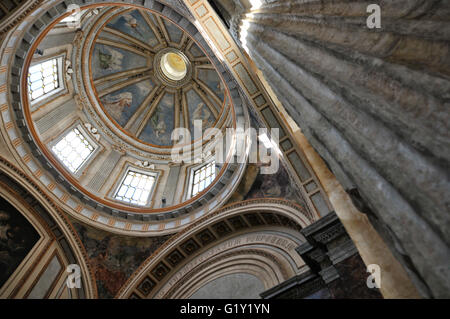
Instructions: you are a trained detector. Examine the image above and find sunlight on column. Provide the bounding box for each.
[194,20,225,62]
[259,133,282,155]
[240,18,251,53]
[249,0,264,10]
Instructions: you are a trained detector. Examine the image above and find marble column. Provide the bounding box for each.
[232,0,450,298]
[292,127,420,298]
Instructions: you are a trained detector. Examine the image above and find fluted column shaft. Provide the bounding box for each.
[238,0,450,298]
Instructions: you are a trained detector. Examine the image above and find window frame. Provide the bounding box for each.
[49,122,100,177]
[28,54,66,107]
[184,160,218,200]
[111,165,160,207]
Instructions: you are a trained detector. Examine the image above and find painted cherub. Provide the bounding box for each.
[101,92,132,122]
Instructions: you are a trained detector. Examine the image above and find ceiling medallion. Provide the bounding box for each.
[154,47,192,88]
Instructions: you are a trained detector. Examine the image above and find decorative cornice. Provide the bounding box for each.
[136,197,311,263]
[0,0,45,36]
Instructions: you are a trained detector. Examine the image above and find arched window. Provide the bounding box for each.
[191,161,216,196]
[51,126,96,174]
[27,57,63,103]
[114,170,157,206]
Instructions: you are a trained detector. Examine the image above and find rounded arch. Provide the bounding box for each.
[116,198,312,298]
[0,156,97,298]
[170,251,282,299]
[162,246,293,299]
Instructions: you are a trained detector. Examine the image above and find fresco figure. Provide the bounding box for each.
[150,111,167,139]
[139,92,174,146]
[192,102,213,128]
[148,108,171,144]
[198,69,225,101]
[101,92,133,122]
[106,10,159,47]
[0,205,39,288]
[245,163,304,203]
[123,14,145,39]
[98,47,124,71]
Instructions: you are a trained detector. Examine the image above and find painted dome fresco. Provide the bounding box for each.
[89,8,229,148]
[17,3,248,234]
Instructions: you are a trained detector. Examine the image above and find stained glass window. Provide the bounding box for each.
[115,171,156,206]
[192,161,215,197]
[28,58,60,101]
[51,127,95,173]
